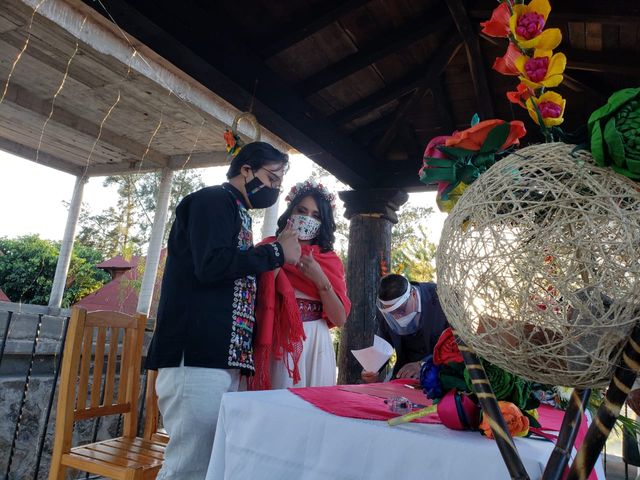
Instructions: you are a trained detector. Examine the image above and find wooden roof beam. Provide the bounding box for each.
[259,0,373,58]
[2,82,170,168]
[329,34,462,125]
[374,38,461,157]
[566,48,640,77]
[0,136,83,176]
[85,0,376,188]
[296,5,452,96]
[446,0,494,119]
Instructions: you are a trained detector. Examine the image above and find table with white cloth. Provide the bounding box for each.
[205,388,605,480]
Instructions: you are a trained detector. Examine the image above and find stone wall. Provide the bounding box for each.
[0,306,152,479]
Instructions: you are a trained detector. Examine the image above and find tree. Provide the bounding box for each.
[389,205,437,282]
[76,170,205,258]
[0,235,110,306]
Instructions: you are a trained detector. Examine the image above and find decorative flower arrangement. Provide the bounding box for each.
[482,0,566,141]
[419,117,526,212]
[285,178,336,209]
[414,327,542,438]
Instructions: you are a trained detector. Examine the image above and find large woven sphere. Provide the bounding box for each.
[437,143,640,388]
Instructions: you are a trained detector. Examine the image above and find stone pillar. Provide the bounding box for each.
[48,175,86,308]
[136,168,173,316]
[337,189,408,384]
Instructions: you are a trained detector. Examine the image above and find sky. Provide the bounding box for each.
[0,150,447,245]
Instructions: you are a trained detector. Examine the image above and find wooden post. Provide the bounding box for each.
[336,189,408,385]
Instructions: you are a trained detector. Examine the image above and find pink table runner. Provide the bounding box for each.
[289,381,597,479]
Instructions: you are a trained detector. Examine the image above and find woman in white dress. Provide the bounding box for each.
[249,179,350,389]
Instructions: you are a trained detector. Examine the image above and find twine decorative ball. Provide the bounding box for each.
[437,142,640,388]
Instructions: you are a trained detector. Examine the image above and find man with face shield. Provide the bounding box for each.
[146,142,301,480]
[362,274,449,382]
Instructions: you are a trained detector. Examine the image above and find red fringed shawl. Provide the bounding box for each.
[248,237,351,390]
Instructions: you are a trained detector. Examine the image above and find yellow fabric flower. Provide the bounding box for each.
[510,0,562,50]
[515,49,566,90]
[526,91,566,127]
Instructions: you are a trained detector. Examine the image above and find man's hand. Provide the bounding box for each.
[277,222,301,265]
[396,361,421,380]
[361,370,380,384]
[628,389,640,416]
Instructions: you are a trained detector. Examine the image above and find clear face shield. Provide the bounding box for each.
[376,283,421,335]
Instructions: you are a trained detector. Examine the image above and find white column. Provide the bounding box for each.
[260,197,281,240]
[136,168,174,315]
[48,175,86,308]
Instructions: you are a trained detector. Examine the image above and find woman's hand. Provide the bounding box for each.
[297,252,327,287]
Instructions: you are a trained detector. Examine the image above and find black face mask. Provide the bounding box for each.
[245,175,280,209]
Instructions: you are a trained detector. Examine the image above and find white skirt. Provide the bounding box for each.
[270,319,337,388]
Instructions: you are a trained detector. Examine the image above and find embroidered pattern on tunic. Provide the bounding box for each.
[228,200,257,370]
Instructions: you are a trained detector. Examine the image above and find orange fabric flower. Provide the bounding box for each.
[479,401,530,439]
[492,43,522,76]
[445,119,526,151]
[480,2,510,38]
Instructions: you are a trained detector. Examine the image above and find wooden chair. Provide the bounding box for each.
[49,307,165,480]
[142,369,169,444]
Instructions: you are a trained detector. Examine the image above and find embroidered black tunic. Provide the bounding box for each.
[146,183,284,373]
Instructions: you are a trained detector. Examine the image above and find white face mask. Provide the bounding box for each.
[290,214,321,240]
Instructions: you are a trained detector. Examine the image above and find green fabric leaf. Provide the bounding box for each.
[437,146,478,159]
[524,411,541,429]
[588,88,640,126]
[420,168,456,184]
[589,121,606,166]
[471,113,480,126]
[603,117,626,167]
[480,123,510,154]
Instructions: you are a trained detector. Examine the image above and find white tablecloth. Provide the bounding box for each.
[205,389,604,480]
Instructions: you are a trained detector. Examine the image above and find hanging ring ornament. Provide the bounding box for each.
[224,112,262,157]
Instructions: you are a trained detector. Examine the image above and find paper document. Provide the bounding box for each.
[351,335,394,372]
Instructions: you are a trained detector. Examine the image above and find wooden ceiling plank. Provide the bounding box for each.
[296,4,451,96]
[330,33,462,125]
[258,0,372,58]
[2,82,170,167]
[83,0,376,188]
[445,0,494,119]
[373,38,461,157]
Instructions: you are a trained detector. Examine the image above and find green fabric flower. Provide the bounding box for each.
[588,87,640,180]
[464,360,532,410]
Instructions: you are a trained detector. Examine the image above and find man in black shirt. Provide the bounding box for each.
[362,274,449,382]
[146,142,300,480]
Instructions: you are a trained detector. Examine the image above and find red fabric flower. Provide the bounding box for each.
[506,83,533,105]
[492,43,521,76]
[433,327,464,365]
[480,2,510,38]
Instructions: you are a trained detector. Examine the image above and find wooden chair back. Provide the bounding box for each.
[49,306,164,480]
[143,369,169,444]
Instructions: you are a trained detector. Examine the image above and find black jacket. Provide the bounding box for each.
[376,282,449,377]
[146,183,284,372]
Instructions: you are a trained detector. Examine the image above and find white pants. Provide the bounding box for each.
[155,363,240,480]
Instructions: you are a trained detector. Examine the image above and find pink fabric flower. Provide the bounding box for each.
[524,56,549,83]
[516,12,545,40]
[539,101,563,119]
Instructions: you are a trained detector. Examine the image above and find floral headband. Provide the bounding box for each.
[285,179,336,210]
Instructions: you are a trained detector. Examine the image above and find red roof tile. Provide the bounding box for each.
[96,254,140,269]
